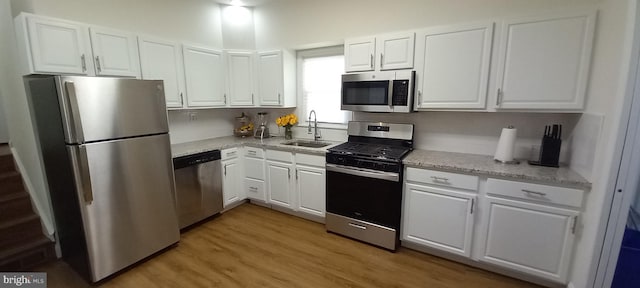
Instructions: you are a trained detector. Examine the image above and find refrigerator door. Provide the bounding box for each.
[68,133,179,282]
[56,76,169,144]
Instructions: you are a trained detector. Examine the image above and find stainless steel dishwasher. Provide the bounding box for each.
[173,150,223,229]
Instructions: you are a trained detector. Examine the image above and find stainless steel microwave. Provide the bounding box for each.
[341,70,415,113]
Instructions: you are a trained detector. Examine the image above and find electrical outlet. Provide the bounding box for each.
[188,111,197,121]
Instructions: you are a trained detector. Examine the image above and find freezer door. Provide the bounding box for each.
[68,133,179,282]
[56,76,169,144]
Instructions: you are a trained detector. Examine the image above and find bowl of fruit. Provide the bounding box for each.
[233,113,254,137]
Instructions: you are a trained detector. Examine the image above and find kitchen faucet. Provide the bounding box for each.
[308,110,321,141]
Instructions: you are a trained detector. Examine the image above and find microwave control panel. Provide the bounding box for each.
[392,80,409,105]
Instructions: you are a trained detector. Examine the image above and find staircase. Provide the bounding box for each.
[0,144,56,270]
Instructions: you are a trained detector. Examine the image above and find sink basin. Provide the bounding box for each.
[282,140,332,148]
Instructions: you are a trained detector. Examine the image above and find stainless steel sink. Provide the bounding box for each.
[282,140,332,148]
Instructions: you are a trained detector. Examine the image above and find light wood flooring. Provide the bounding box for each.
[36,203,541,288]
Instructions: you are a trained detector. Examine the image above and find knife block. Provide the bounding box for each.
[529,137,561,167]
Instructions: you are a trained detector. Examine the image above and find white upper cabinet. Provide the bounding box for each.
[494,11,596,110]
[183,45,226,107]
[345,32,414,73]
[15,13,93,75]
[226,51,256,106]
[415,22,494,110]
[138,37,185,109]
[89,27,140,78]
[377,32,415,71]
[256,50,296,107]
[345,37,376,72]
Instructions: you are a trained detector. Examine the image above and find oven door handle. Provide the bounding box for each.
[326,163,400,182]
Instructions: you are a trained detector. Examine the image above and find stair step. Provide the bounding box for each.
[0,154,15,174]
[0,193,34,220]
[0,172,25,197]
[0,237,56,271]
[0,214,43,248]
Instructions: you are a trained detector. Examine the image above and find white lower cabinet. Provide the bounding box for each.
[479,178,581,284]
[221,148,244,208]
[403,183,475,257]
[266,160,294,209]
[244,147,267,202]
[296,165,326,218]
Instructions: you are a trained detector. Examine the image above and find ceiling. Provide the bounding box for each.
[214,0,279,7]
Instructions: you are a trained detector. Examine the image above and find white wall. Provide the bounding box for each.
[0,0,54,235]
[0,89,9,143]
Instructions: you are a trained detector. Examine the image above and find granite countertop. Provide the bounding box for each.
[171,136,342,158]
[403,149,591,189]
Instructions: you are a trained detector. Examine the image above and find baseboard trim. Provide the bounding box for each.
[10,146,55,238]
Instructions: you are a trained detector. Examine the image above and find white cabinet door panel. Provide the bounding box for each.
[495,12,596,110]
[26,16,90,75]
[296,165,325,217]
[403,183,475,257]
[183,46,226,107]
[378,32,415,70]
[222,158,241,207]
[138,37,185,108]
[345,37,375,72]
[481,196,577,283]
[257,51,283,106]
[226,51,255,106]
[416,23,493,109]
[267,161,293,209]
[90,27,139,77]
[245,157,265,180]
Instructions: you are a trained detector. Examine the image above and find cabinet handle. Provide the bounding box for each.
[571,216,578,234]
[95,56,102,73]
[295,169,299,180]
[417,90,422,106]
[249,186,258,192]
[348,223,367,230]
[180,93,184,106]
[380,54,384,69]
[224,93,227,104]
[430,176,449,183]
[278,93,282,104]
[496,88,502,107]
[223,164,227,176]
[370,54,374,69]
[227,151,236,157]
[522,189,547,197]
[81,54,87,72]
[470,198,475,214]
[248,150,257,155]
[287,168,291,179]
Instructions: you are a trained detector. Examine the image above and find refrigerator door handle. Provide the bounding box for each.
[61,81,85,144]
[70,145,94,204]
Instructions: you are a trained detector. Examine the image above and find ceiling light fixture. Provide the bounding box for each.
[230,0,243,6]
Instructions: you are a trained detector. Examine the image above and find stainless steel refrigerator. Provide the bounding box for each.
[24,75,180,282]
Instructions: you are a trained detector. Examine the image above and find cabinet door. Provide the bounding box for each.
[495,11,596,110]
[138,37,185,108]
[89,27,139,77]
[257,51,284,106]
[267,161,293,209]
[296,165,325,217]
[26,15,91,75]
[183,45,226,107]
[415,23,493,109]
[244,156,265,180]
[377,32,415,70]
[402,183,475,257]
[480,196,578,283]
[344,37,375,72]
[226,51,255,106]
[222,158,241,207]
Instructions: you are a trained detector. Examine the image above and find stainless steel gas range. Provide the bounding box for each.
[325,121,414,251]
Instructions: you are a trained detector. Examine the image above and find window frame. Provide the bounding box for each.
[296,45,350,130]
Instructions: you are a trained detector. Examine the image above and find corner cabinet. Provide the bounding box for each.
[226,51,256,106]
[89,26,140,78]
[256,50,296,107]
[402,168,478,257]
[414,22,494,110]
[138,37,186,109]
[244,147,267,203]
[479,178,583,283]
[494,11,596,110]
[183,45,226,107]
[14,13,93,75]
[345,32,415,72]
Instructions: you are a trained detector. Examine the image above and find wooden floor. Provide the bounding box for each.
[36,203,541,288]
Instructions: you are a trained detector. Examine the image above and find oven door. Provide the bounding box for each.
[341,72,394,112]
[326,164,402,228]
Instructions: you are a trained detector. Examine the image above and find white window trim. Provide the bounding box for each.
[296,45,350,130]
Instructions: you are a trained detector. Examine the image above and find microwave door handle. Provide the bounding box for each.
[388,80,394,111]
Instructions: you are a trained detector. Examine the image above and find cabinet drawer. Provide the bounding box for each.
[245,157,265,180]
[487,178,584,208]
[221,147,239,160]
[406,167,479,191]
[245,178,266,201]
[295,153,324,167]
[266,149,292,163]
[244,146,264,158]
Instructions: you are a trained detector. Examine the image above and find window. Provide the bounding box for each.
[297,46,349,126]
